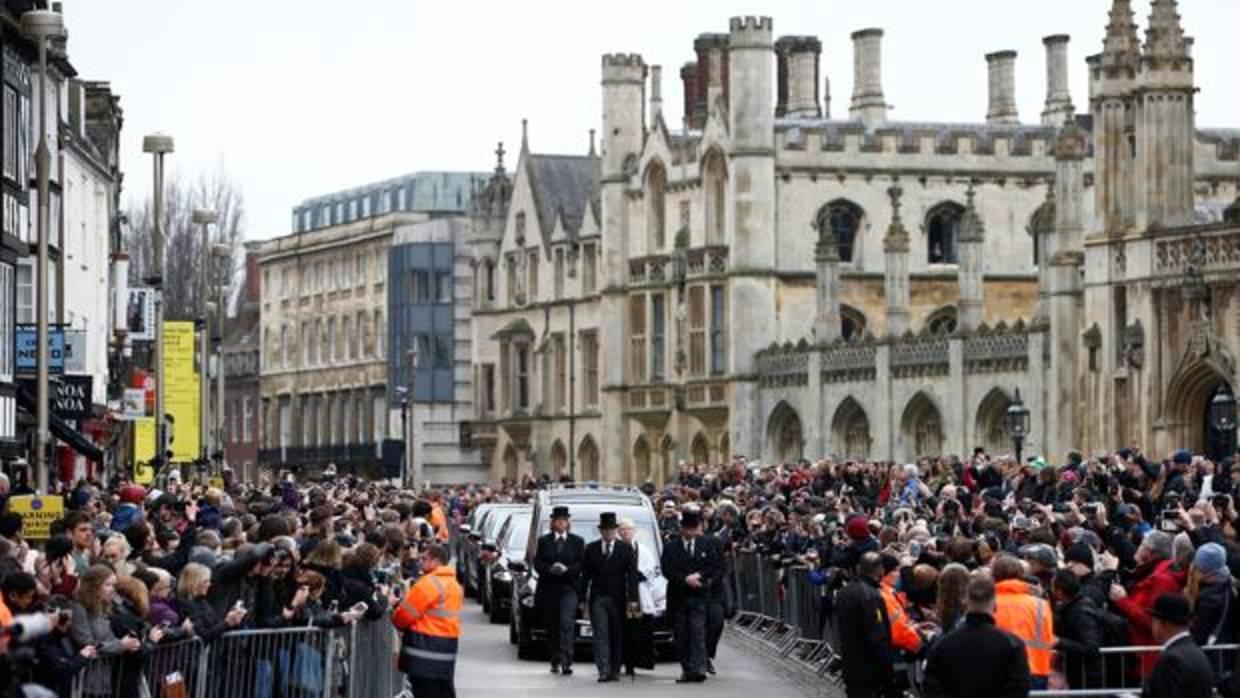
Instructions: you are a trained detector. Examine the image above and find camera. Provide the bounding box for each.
[1159,510,1180,532]
[1082,503,1100,517]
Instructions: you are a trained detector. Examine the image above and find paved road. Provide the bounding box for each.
[454,605,814,698]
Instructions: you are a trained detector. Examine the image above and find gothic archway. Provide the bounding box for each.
[926,201,965,265]
[901,392,944,461]
[633,435,652,484]
[974,387,1014,456]
[550,440,568,479]
[1165,357,1233,458]
[659,434,675,485]
[645,161,668,252]
[766,401,804,463]
[691,433,710,466]
[815,199,865,263]
[702,148,728,245]
[719,432,730,463]
[577,436,600,482]
[831,397,871,460]
[501,443,520,484]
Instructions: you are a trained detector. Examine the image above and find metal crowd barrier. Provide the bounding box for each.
[147,637,209,698]
[1032,642,1240,697]
[209,625,347,698]
[347,617,403,698]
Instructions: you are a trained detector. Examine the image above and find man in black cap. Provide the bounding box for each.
[582,512,636,682]
[1144,593,1213,698]
[660,508,722,683]
[533,505,585,675]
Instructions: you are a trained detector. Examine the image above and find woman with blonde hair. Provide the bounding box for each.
[69,565,142,697]
[178,562,247,642]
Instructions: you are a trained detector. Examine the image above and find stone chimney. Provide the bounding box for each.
[849,29,887,127]
[1042,35,1074,126]
[986,51,1019,124]
[649,65,663,122]
[680,62,699,128]
[775,36,821,118]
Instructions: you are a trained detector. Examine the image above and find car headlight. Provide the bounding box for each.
[521,595,536,608]
[494,570,512,583]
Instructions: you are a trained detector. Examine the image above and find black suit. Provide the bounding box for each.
[1142,634,1214,698]
[583,538,636,677]
[661,534,723,678]
[533,531,586,667]
[923,613,1029,698]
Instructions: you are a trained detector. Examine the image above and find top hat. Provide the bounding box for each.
[598,512,618,529]
[551,505,571,520]
[679,509,702,529]
[1150,593,1192,626]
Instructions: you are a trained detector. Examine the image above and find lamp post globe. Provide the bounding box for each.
[1005,388,1031,464]
[1210,387,1237,433]
[20,9,63,40]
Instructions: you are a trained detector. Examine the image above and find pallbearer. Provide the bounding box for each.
[533,505,585,676]
[583,511,636,682]
[661,508,723,683]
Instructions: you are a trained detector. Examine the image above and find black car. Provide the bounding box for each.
[508,484,672,660]
[466,503,525,600]
[483,507,532,624]
[458,502,517,596]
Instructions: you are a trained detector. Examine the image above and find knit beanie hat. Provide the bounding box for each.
[845,514,871,541]
[1195,543,1228,578]
[1064,542,1095,570]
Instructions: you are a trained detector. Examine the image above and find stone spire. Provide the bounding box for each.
[1102,0,1140,70]
[956,183,986,331]
[883,182,911,336]
[813,219,841,344]
[1144,0,1189,64]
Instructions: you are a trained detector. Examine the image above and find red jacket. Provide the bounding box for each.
[1113,559,1186,675]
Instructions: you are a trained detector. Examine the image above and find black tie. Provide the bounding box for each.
[556,535,564,554]
[605,542,612,559]
[687,540,694,557]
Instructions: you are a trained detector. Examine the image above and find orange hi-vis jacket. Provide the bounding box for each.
[430,504,450,542]
[880,581,922,654]
[993,578,1055,677]
[392,565,463,679]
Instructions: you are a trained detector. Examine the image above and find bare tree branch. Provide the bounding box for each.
[124,165,246,321]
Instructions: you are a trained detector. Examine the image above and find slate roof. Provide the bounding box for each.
[526,154,599,242]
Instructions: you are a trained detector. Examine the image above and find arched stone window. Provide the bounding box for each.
[816,199,864,262]
[901,392,944,460]
[550,440,567,479]
[703,149,728,245]
[633,435,652,484]
[926,202,965,264]
[691,433,710,466]
[831,397,871,460]
[974,388,1014,456]
[925,306,958,336]
[645,161,668,251]
[577,436,600,482]
[766,401,804,463]
[1029,200,1055,268]
[841,305,867,341]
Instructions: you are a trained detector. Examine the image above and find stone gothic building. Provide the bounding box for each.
[469,1,1240,483]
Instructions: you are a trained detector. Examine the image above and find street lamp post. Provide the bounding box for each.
[1005,388,1031,465]
[192,210,217,470]
[406,347,418,488]
[211,243,230,476]
[143,133,174,474]
[1210,387,1237,456]
[22,9,64,493]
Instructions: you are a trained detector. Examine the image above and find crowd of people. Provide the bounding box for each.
[0,443,1235,697]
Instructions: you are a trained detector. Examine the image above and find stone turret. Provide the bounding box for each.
[883,183,911,336]
[649,65,664,123]
[1091,0,1140,235]
[985,51,1019,124]
[849,29,888,128]
[1047,122,1088,460]
[956,184,986,331]
[1134,0,1195,229]
[1041,35,1074,126]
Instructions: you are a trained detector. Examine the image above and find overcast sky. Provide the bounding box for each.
[68,0,1240,241]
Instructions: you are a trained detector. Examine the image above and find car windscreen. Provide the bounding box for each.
[483,507,524,541]
[502,512,532,556]
[538,503,659,554]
